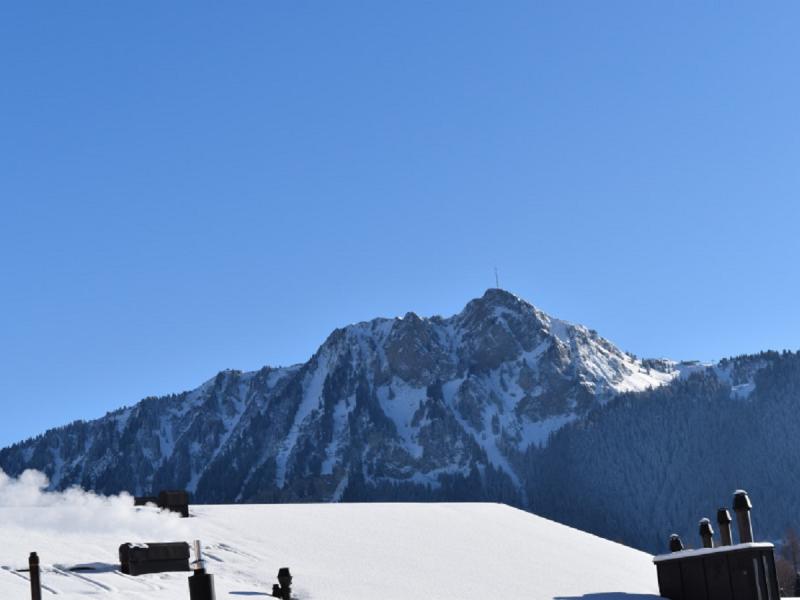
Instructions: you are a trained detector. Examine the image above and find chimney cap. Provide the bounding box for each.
[699,518,714,535]
[717,508,732,524]
[733,490,752,511]
[669,534,684,552]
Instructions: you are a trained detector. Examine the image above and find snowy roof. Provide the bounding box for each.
[653,542,774,563]
[1,501,663,600]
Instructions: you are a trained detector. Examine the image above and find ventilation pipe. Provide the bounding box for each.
[717,508,733,546]
[187,540,215,600]
[272,568,292,600]
[669,534,684,552]
[699,518,715,548]
[733,490,754,544]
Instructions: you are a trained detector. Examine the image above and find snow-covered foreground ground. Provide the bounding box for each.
[1,501,663,600]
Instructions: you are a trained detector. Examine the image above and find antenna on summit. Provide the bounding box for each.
[494,267,500,289]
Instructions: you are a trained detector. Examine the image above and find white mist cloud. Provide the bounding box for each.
[0,469,189,539]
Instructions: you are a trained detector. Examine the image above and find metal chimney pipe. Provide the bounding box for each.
[699,518,715,548]
[669,534,684,553]
[717,508,733,546]
[29,552,42,600]
[187,540,215,600]
[733,490,754,544]
[193,540,204,571]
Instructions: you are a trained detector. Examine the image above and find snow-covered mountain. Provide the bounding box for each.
[0,289,675,506]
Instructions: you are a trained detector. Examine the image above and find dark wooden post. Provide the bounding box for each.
[29,552,42,600]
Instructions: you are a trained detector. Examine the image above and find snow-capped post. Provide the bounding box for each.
[188,540,215,600]
[669,534,683,552]
[733,490,754,544]
[28,552,42,600]
[699,518,715,548]
[717,508,733,546]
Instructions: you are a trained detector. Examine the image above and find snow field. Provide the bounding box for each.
[2,500,663,599]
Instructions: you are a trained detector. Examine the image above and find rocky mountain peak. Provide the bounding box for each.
[472,287,528,307]
[459,288,542,323]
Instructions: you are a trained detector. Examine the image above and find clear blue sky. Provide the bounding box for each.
[2,2,800,447]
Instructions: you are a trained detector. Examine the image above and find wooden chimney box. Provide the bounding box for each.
[654,543,779,600]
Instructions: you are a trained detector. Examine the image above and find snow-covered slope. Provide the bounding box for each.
[0,484,662,599]
[0,289,676,506]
